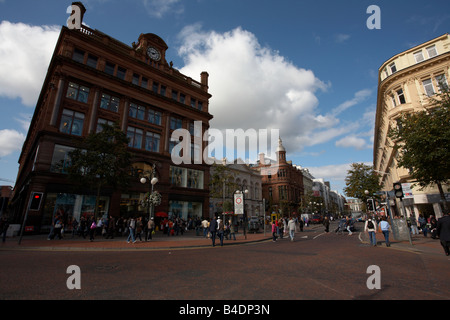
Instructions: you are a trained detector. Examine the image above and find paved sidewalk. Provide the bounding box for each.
[1,227,447,257]
[0,229,272,251]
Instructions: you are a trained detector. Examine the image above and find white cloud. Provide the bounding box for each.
[0,21,60,107]
[0,129,25,157]
[334,33,351,43]
[142,0,183,18]
[335,135,369,150]
[177,25,333,154]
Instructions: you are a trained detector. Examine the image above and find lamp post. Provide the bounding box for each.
[140,164,158,221]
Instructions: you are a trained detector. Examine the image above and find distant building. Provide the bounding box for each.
[253,138,304,216]
[374,33,450,218]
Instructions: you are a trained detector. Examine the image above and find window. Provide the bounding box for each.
[152,82,159,94]
[127,126,143,149]
[170,117,183,130]
[72,48,85,63]
[436,74,448,92]
[172,90,178,101]
[100,93,120,112]
[60,109,84,136]
[198,101,203,111]
[132,73,140,85]
[96,118,115,133]
[66,82,90,103]
[117,66,126,80]
[144,132,160,152]
[160,85,166,97]
[104,62,115,75]
[423,79,435,96]
[396,89,406,104]
[414,50,424,63]
[147,109,162,125]
[129,103,145,120]
[141,77,148,89]
[169,166,204,189]
[86,54,98,68]
[191,98,196,108]
[50,145,75,173]
[426,45,438,58]
[180,93,186,104]
[389,62,397,74]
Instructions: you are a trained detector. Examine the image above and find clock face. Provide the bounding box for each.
[147,47,161,61]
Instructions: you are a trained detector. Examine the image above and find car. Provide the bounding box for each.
[311,215,323,224]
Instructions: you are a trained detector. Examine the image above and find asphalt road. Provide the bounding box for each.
[1,222,448,304]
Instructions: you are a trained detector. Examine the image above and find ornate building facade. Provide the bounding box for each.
[11,4,213,233]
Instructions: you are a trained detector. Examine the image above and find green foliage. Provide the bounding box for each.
[67,122,132,217]
[344,163,382,201]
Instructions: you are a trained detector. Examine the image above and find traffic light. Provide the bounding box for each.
[366,199,374,211]
[393,182,404,199]
[29,192,43,211]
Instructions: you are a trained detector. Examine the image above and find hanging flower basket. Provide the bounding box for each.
[140,191,162,208]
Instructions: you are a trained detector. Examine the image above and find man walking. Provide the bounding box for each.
[437,211,450,256]
[287,217,296,242]
[209,216,218,247]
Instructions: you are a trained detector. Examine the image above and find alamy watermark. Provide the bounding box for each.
[170,121,282,176]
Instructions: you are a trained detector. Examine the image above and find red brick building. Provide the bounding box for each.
[254,138,304,216]
[10,5,212,233]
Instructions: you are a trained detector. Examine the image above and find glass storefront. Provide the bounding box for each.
[41,193,109,232]
[169,200,202,220]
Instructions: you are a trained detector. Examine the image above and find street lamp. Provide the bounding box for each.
[140,165,158,221]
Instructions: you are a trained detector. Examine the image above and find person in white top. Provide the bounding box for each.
[287,217,297,242]
[379,216,391,247]
[364,217,378,246]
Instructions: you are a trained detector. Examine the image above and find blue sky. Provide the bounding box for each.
[0,0,449,195]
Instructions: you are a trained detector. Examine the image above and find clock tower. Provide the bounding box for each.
[134,33,168,65]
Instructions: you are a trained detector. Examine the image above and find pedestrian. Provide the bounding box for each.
[299,218,304,232]
[106,215,115,239]
[71,218,79,238]
[89,216,96,242]
[287,217,296,241]
[409,215,419,235]
[271,222,277,242]
[364,217,378,246]
[436,211,450,256]
[202,218,209,237]
[135,217,143,241]
[49,215,63,240]
[346,216,353,236]
[429,215,438,239]
[217,218,225,246]
[278,218,284,239]
[418,214,428,237]
[379,216,391,247]
[323,216,330,233]
[209,216,217,247]
[229,219,236,240]
[147,217,155,240]
[127,217,136,243]
[0,215,10,243]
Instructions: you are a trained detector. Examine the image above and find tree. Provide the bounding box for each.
[209,163,238,213]
[67,123,132,218]
[344,163,382,202]
[388,87,450,213]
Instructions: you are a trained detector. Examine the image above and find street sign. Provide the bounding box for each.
[234,193,244,215]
